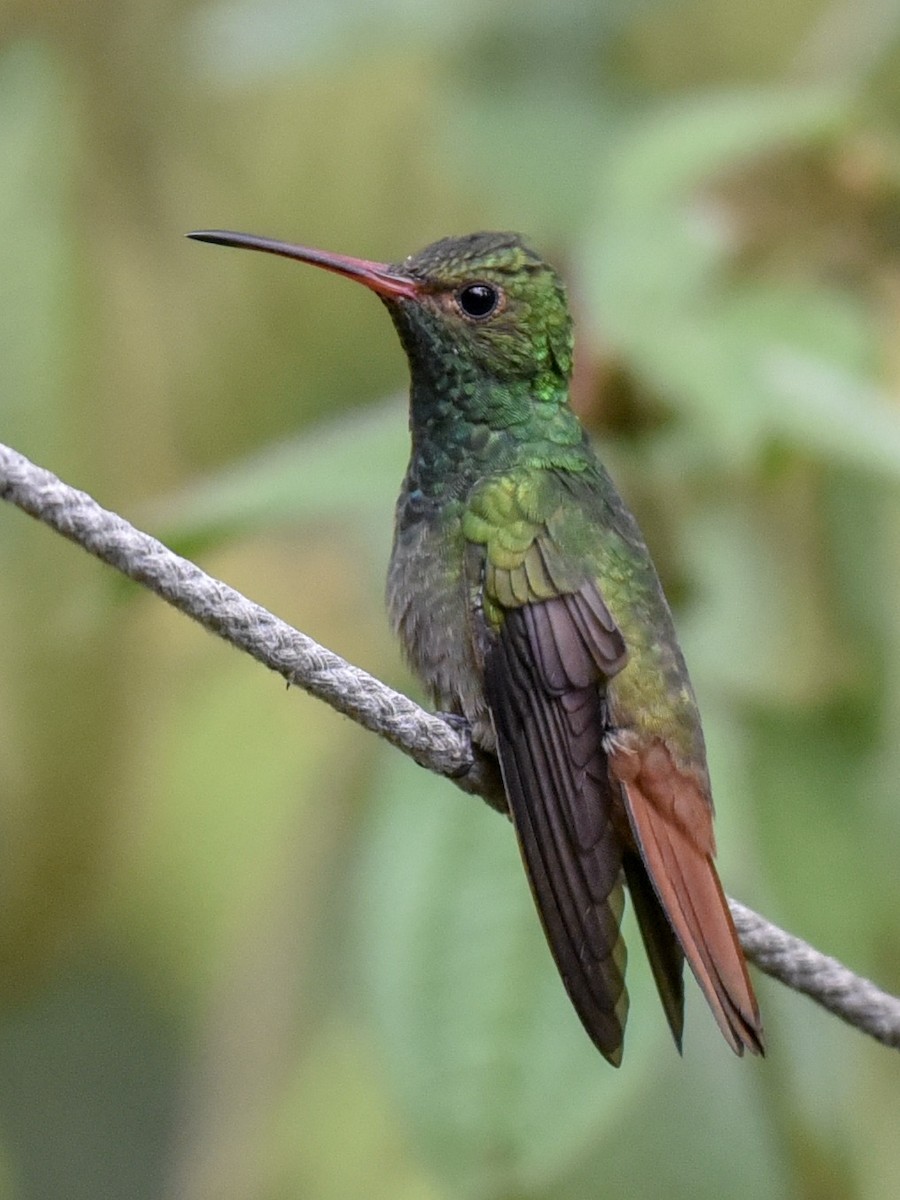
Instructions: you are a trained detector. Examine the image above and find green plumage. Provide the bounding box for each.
[385,234,703,772]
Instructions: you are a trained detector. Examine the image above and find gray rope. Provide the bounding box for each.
[730,901,900,1048]
[0,443,489,790]
[2,440,898,1052]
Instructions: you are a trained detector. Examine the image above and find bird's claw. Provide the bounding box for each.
[436,710,472,737]
[436,711,475,774]
[436,711,508,814]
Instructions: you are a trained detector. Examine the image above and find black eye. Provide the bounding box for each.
[457,283,499,319]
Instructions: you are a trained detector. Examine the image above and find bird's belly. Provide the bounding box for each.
[386,507,495,751]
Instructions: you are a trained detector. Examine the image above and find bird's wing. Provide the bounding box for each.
[465,473,641,1063]
[466,470,760,1060]
[483,569,632,1065]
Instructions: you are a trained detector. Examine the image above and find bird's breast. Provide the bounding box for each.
[387,491,495,750]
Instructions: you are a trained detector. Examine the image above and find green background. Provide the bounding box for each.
[1,1,899,1196]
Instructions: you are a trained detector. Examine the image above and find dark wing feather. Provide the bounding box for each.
[484,584,632,1065]
[622,852,685,1050]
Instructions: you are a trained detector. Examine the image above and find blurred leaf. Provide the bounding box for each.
[549,1032,786,1200]
[188,0,477,80]
[104,595,351,1005]
[0,962,179,1200]
[598,85,846,214]
[677,474,858,707]
[765,352,900,478]
[188,0,650,83]
[746,702,880,958]
[0,41,74,455]
[793,0,900,84]
[276,1019,443,1200]
[583,87,854,457]
[436,79,620,233]
[357,750,659,1199]
[146,396,406,553]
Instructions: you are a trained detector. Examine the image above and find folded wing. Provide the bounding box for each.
[484,583,634,1064]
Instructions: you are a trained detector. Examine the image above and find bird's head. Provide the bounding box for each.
[188,229,574,393]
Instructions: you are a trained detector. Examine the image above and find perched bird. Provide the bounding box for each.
[189,228,764,1065]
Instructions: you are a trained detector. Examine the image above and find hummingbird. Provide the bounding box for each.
[188,227,764,1065]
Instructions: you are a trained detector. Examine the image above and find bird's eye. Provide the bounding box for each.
[457,283,500,320]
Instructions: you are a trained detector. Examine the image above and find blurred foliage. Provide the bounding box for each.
[0,1,899,1197]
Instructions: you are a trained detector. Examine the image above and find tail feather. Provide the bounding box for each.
[623,852,684,1051]
[610,738,764,1056]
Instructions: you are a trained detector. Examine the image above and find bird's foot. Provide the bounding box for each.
[435,711,479,777]
[436,711,508,816]
[436,711,471,736]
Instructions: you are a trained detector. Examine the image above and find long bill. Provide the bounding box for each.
[187,229,420,300]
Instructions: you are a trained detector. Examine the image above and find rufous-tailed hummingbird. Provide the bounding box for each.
[188,228,763,1065]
